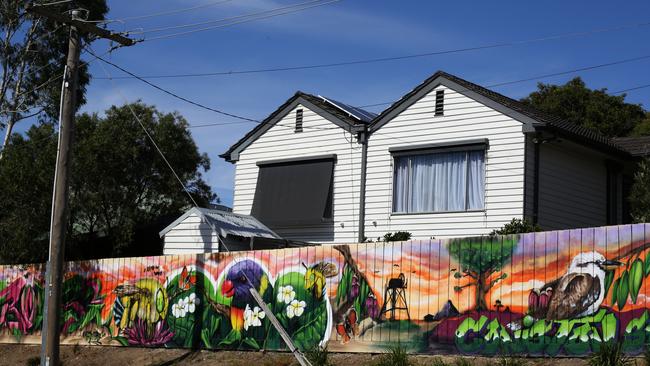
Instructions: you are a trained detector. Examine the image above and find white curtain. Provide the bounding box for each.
[393,157,410,212]
[393,150,485,213]
[467,150,485,210]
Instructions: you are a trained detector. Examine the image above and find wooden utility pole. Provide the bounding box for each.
[25,5,135,366]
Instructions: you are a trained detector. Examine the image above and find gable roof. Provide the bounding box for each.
[369,71,630,157]
[612,136,650,157]
[220,91,372,162]
[159,207,281,239]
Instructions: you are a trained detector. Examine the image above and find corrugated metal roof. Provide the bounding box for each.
[159,207,282,239]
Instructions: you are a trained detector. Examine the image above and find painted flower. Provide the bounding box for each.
[171,298,187,318]
[185,293,200,314]
[123,319,174,346]
[0,276,38,334]
[286,299,306,319]
[243,304,265,331]
[365,293,380,319]
[349,275,360,301]
[277,285,296,304]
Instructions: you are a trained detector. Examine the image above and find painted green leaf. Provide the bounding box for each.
[242,337,260,350]
[218,329,241,346]
[611,278,620,305]
[645,252,650,276]
[617,271,630,310]
[604,270,614,296]
[112,336,129,346]
[629,258,644,303]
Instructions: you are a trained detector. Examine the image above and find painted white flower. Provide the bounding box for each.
[186,293,200,314]
[172,298,188,318]
[286,299,306,319]
[277,285,296,304]
[243,304,265,331]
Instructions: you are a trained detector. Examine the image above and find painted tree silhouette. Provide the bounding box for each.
[448,237,518,311]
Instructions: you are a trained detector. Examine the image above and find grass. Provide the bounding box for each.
[587,342,631,366]
[375,344,412,366]
[488,356,528,366]
[452,358,472,366]
[305,346,333,366]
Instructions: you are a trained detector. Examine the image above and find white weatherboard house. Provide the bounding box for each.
[221,71,640,244]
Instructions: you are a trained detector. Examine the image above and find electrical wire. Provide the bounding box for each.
[140,0,342,41]
[118,0,234,22]
[86,48,258,122]
[612,84,650,94]
[93,44,312,366]
[97,21,650,79]
[356,54,650,109]
[140,0,335,34]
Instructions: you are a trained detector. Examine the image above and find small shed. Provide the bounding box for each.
[160,207,307,255]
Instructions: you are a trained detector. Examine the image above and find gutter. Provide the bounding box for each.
[357,127,369,243]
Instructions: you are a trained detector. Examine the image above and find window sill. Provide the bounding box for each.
[390,209,486,216]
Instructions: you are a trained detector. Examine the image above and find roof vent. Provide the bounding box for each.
[295,109,303,133]
[435,90,444,116]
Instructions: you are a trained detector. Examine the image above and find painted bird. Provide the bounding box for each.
[303,261,338,300]
[529,251,621,320]
[220,260,272,332]
[113,279,168,330]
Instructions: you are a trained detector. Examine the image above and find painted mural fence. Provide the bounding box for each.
[1,223,650,356]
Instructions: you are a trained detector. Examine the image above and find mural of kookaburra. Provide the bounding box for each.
[529,251,621,320]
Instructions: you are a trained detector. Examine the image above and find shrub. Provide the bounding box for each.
[375,344,412,366]
[382,231,412,242]
[26,357,40,366]
[630,158,650,223]
[490,218,540,236]
[305,346,332,366]
[587,342,631,366]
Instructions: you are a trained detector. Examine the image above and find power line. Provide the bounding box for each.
[87,48,259,122]
[93,47,312,366]
[356,54,650,109]
[95,20,650,80]
[612,84,650,94]
[140,0,334,34]
[140,0,342,41]
[119,0,234,22]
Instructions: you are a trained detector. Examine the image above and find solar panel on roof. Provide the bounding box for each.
[318,95,377,123]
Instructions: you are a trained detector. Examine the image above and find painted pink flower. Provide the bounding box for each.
[0,277,38,334]
[123,319,174,347]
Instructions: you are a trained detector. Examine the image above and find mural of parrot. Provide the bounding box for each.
[220,260,272,333]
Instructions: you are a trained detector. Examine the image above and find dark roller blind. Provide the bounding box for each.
[251,157,334,226]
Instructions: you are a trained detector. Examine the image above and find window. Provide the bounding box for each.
[435,90,444,116]
[251,155,335,226]
[392,149,485,213]
[295,109,303,132]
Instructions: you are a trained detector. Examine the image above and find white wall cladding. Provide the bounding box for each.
[363,85,527,240]
[163,213,220,255]
[536,141,607,230]
[232,104,362,243]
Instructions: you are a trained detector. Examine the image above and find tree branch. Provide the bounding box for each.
[612,242,650,262]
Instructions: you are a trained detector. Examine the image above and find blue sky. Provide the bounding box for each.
[17,0,650,206]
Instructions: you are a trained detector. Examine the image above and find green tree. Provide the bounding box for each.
[521,77,647,138]
[0,0,108,158]
[629,158,650,223]
[448,237,517,311]
[0,102,215,264]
